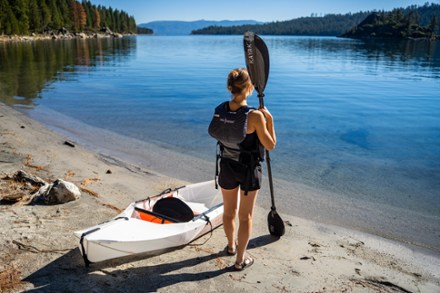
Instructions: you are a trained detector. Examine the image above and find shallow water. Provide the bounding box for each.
[1,36,439,251]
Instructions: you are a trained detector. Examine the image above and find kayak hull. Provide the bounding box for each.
[74,180,223,264]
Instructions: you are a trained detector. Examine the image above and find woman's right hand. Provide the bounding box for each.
[259,106,273,122]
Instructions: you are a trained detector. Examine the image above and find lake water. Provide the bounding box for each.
[1,36,439,251]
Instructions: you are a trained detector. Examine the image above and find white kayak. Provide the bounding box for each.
[74,180,223,265]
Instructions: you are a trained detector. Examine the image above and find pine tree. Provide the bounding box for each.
[128,16,136,33]
[69,1,86,32]
[78,2,86,30]
[429,15,438,38]
[0,0,8,34]
[39,0,51,31]
[28,0,41,32]
[48,0,62,29]
[58,0,72,29]
[10,0,29,34]
[93,8,100,30]
[106,7,113,30]
[5,3,19,34]
[112,9,118,31]
[82,0,92,30]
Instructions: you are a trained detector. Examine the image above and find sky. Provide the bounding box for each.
[91,0,438,24]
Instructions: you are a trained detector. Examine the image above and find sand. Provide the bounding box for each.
[1,102,439,293]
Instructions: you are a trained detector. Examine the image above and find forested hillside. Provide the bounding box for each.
[341,4,439,39]
[192,3,440,37]
[192,12,370,36]
[0,0,137,35]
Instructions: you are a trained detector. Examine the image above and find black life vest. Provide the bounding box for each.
[208,101,265,192]
[208,101,255,161]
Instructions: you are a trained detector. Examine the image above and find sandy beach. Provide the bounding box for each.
[1,102,439,292]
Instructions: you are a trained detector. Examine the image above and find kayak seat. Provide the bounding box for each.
[152,197,194,222]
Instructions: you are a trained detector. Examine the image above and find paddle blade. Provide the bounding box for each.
[267,209,285,237]
[243,31,270,97]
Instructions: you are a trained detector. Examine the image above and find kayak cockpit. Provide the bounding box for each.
[131,185,217,224]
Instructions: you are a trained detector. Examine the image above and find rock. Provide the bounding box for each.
[58,27,69,35]
[8,172,81,205]
[64,140,75,147]
[43,179,81,204]
[76,32,86,39]
[100,27,113,34]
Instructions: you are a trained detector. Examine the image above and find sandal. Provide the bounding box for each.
[234,256,254,271]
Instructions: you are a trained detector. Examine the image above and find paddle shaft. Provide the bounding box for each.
[258,93,276,210]
[266,151,276,209]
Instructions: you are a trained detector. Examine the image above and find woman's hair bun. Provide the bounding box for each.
[227,68,251,95]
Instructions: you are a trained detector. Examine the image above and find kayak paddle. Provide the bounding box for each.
[243,31,285,237]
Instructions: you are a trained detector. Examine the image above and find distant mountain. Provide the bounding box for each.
[138,20,263,35]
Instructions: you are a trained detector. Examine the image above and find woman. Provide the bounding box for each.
[215,68,276,271]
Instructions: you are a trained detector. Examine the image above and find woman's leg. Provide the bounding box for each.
[236,189,258,265]
[221,187,239,250]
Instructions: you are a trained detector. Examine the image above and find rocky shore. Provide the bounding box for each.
[0,28,129,43]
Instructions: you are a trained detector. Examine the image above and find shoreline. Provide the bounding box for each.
[1,102,439,292]
[21,104,440,253]
[0,32,134,43]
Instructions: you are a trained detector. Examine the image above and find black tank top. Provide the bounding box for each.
[240,132,259,151]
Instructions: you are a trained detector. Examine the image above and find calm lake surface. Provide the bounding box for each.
[1,35,439,250]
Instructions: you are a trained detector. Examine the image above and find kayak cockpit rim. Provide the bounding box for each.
[134,185,186,204]
[192,202,223,222]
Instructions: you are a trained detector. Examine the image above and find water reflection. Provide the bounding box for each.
[270,36,440,77]
[0,37,137,107]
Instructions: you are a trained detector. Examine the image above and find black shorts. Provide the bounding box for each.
[218,158,262,191]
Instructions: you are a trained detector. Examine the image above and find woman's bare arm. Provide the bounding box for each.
[248,109,276,150]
